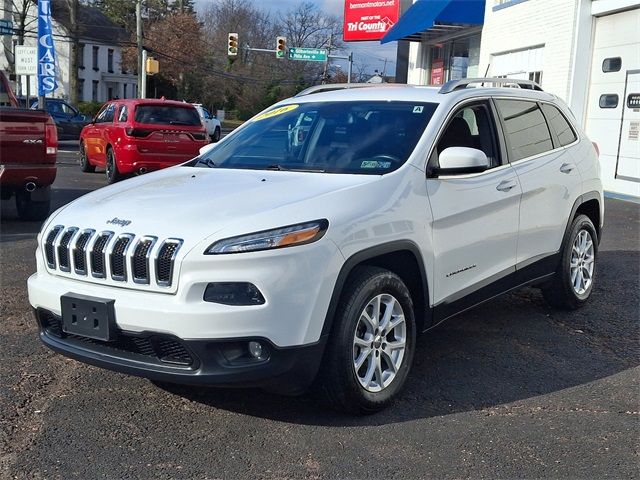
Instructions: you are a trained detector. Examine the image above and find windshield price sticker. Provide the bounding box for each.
[253,104,299,122]
[361,160,392,169]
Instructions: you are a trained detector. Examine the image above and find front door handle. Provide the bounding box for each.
[496,179,518,192]
[560,162,576,174]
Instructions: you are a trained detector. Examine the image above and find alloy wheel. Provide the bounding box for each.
[353,293,407,393]
[570,229,595,295]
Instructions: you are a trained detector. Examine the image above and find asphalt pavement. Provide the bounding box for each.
[1,151,638,479]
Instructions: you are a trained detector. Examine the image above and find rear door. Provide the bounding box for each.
[495,99,582,267]
[427,100,522,308]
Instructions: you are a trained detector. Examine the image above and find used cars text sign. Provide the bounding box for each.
[343,0,400,42]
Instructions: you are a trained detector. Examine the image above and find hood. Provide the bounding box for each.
[49,166,379,242]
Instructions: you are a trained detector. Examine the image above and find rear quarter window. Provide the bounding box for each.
[495,99,554,162]
[541,103,577,147]
[134,105,201,126]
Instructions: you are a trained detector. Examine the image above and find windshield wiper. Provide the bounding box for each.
[265,164,325,172]
[195,157,216,168]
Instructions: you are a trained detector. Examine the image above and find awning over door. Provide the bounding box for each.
[381,0,485,44]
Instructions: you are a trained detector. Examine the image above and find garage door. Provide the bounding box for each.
[584,8,640,197]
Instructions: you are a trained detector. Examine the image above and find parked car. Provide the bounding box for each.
[30,98,89,140]
[79,98,209,183]
[0,71,58,220]
[28,79,603,414]
[192,103,222,142]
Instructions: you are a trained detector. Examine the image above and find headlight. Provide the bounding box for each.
[205,219,329,254]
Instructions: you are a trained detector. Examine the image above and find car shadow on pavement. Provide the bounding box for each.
[155,249,639,426]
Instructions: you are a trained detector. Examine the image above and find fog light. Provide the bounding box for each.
[248,341,263,359]
[203,282,265,306]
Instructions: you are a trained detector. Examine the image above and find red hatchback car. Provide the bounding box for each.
[79,99,209,183]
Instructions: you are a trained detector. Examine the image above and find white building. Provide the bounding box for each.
[390,0,639,197]
[480,0,639,197]
[1,0,137,103]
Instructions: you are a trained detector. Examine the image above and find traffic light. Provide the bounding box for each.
[228,33,238,56]
[276,36,286,59]
[145,57,159,75]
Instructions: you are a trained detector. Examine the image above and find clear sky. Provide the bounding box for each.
[195,0,398,77]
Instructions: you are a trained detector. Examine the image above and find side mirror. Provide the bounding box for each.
[199,143,216,156]
[432,147,489,176]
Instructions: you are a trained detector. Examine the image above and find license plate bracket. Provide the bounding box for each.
[61,293,116,341]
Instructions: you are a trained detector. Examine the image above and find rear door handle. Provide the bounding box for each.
[560,162,576,173]
[496,179,518,192]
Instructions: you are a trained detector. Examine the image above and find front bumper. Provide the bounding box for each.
[36,308,327,391]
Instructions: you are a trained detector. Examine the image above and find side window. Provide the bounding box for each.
[541,103,577,147]
[434,102,501,168]
[118,105,128,122]
[495,99,553,162]
[96,103,115,123]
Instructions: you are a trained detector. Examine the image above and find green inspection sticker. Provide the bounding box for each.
[361,161,392,169]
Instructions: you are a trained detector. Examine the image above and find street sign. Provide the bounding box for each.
[0,19,13,35]
[15,46,37,75]
[288,48,328,62]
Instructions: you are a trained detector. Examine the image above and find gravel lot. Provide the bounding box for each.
[1,151,638,479]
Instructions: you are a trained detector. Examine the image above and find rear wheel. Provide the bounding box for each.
[542,214,598,310]
[15,188,51,221]
[318,266,416,414]
[79,141,95,173]
[105,147,123,184]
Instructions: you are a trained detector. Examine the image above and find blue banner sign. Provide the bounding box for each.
[37,0,57,95]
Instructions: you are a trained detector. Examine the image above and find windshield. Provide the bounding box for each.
[191,101,437,174]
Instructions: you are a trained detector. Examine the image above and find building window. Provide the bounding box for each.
[528,71,542,84]
[78,43,85,68]
[599,94,619,109]
[77,78,84,102]
[602,57,621,73]
[92,80,99,101]
[108,49,114,73]
[123,84,128,99]
[493,0,529,11]
[92,46,99,71]
[107,86,114,100]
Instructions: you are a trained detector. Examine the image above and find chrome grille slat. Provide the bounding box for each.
[57,227,78,272]
[110,234,134,281]
[72,229,95,275]
[43,225,182,289]
[90,231,114,278]
[44,225,64,268]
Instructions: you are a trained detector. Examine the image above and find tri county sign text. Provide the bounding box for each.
[343,0,400,42]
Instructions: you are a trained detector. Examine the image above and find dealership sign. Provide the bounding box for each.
[37,0,57,95]
[343,0,400,42]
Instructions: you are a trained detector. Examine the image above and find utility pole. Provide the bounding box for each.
[141,49,147,99]
[136,0,143,98]
[321,34,333,84]
[68,0,79,105]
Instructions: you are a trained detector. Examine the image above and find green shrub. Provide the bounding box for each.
[77,101,104,118]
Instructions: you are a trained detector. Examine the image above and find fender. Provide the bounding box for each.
[320,240,432,336]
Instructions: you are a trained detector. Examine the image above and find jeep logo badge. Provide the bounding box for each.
[106,217,132,227]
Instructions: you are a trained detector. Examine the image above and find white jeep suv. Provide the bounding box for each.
[28,79,603,414]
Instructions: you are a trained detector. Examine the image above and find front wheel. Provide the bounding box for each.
[79,141,95,173]
[105,147,123,184]
[542,214,598,310]
[318,266,416,414]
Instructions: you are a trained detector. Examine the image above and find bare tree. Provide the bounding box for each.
[66,0,79,104]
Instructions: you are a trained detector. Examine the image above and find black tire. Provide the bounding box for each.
[79,141,95,173]
[318,266,416,414]
[542,214,598,310]
[212,127,221,143]
[105,147,123,184]
[15,189,51,221]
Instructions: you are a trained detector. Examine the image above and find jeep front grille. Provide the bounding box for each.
[43,226,182,288]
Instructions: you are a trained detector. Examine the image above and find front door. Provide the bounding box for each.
[427,100,522,310]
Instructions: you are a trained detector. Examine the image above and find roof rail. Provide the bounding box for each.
[294,83,391,97]
[439,77,543,94]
